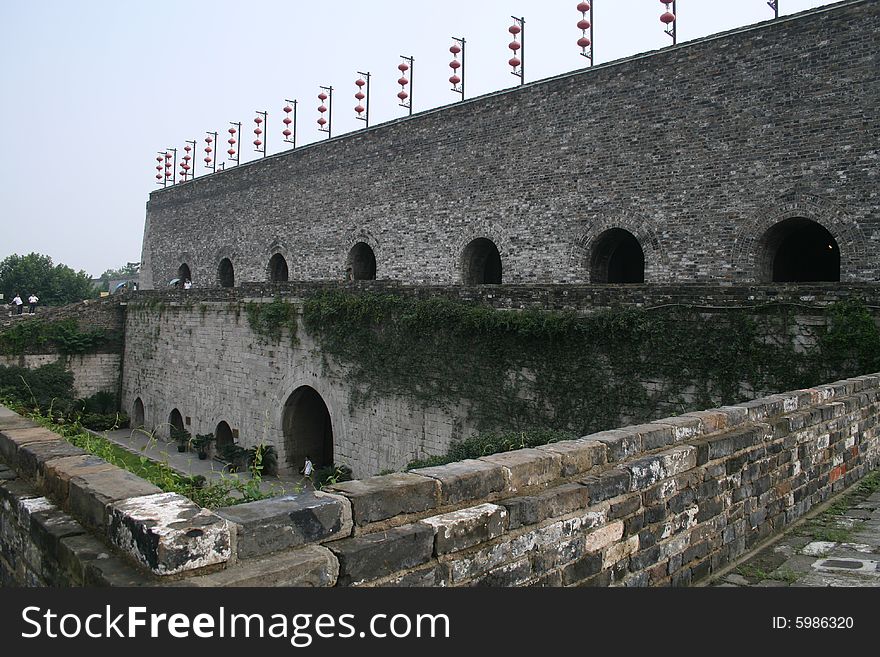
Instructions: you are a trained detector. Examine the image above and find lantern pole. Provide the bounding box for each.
[355,71,370,127]
[509,17,525,85]
[450,38,465,101]
[577,2,594,65]
[181,140,195,181]
[168,147,177,185]
[254,110,267,156]
[204,132,217,174]
[397,56,413,115]
[164,150,174,185]
[661,1,677,45]
[768,1,778,19]
[227,122,241,165]
[155,153,166,187]
[283,99,297,148]
[318,86,333,138]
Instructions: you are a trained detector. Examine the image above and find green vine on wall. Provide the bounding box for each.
[244,297,299,347]
[301,291,880,437]
[0,319,117,356]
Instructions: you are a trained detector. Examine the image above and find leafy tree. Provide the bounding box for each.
[98,261,140,292]
[0,253,99,307]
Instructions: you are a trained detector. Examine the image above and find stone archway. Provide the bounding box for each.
[218,258,235,287]
[177,263,192,285]
[168,408,184,440]
[132,398,145,429]
[590,228,645,283]
[461,238,502,285]
[759,217,840,282]
[215,420,234,452]
[283,386,334,470]
[268,253,289,282]
[346,242,377,281]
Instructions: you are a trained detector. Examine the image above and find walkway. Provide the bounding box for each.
[97,427,312,497]
[710,470,880,587]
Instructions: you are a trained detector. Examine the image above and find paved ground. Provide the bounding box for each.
[98,427,312,496]
[711,471,880,587]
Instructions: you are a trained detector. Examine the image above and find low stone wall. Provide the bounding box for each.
[0,354,121,398]
[2,372,879,587]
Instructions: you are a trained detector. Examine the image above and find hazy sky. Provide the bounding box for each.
[0,0,839,277]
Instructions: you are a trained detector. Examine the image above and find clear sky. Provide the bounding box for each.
[0,0,840,278]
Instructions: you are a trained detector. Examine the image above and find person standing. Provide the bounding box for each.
[300,455,314,482]
[11,293,23,315]
[27,293,38,314]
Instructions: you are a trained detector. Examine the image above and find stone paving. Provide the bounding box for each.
[711,473,880,587]
[97,427,312,496]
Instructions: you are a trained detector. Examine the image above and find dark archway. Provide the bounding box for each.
[132,398,145,429]
[215,421,234,452]
[590,229,645,283]
[177,263,192,285]
[760,218,840,282]
[168,408,184,439]
[347,243,377,281]
[218,258,234,288]
[268,254,289,282]
[462,238,502,285]
[283,386,333,470]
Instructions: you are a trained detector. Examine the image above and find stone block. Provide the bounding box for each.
[420,503,507,555]
[217,491,352,558]
[480,448,563,492]
[537,439,606,477]
[409,459,506,505]
[706,425,764,460]
[579,468,631,503]
[680,409,732,433]
[57,533,114,586]
[583,520,624,553]
[561,553,603,585]
[328,523,435,586]
[375,563,450,587]
[18,440,88,481]
[41,455,117,504]
[108,492,232,576]
[68,467,163,530]
[589,429,641,462]
[326,473,439,526]
[631,423,677,451]
[652,416,704,442]
[0,426,59,465]
[0,413,37,432]
[626,446,697,490]
[181,545,338,587]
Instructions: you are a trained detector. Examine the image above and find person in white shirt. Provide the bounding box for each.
[11,294,23,315]
[300,456,314,480]
[27,293,38,314]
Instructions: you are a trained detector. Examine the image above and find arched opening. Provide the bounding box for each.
[218,258,235,288]
[268,254,289,282]
[215,421,234,452]
[177,263,192,285]
[590,229,645,283]
[347,242,377,281]
[760,217,840,283]
[132,398,145,429]
[168,408,184,439]
[462,238,502,285]
[283,386,333,470]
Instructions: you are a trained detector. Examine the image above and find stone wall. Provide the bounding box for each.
[119,284,880,476]
[0,354,121,398]
[141,1,879,289]
[3,374,878,587]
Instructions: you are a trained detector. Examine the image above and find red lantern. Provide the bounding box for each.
[661,11,675,25]
[355,78,365,87]
[577,2,590,12]
[398,62,409,72]
[450,59,461,70]
[397,90,408,100]
[509,24,521,35]
[318,92,328,101]
[449,74,461,85]
[509,57,521,68]
[355,104,365,114]
[283,128,292,137]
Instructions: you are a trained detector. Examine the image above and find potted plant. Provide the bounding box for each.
[192,433,215,460]
[247,443,279,477]
[219,443,248,472]
[171,427,191,453]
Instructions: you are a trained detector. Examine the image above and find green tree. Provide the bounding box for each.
[0,253,99,307]
[98,261,140,292]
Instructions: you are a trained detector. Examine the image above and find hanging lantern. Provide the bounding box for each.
[508,17,524,83]
[577,1,594,62]
[661,1,677,44]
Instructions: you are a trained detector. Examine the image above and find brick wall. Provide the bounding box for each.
[141,1,879,289]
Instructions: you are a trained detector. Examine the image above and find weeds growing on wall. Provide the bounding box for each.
[302,291,880,439]
[406,429,576,470]
[244,297,299,347]
[0,318,116,356]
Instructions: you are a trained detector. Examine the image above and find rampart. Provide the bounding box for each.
[141,0,879,288]
[2,373,878,586]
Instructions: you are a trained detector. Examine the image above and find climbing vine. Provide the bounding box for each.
[302,290,880,437]
[0,319,117,356]
[244,296,299,347]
